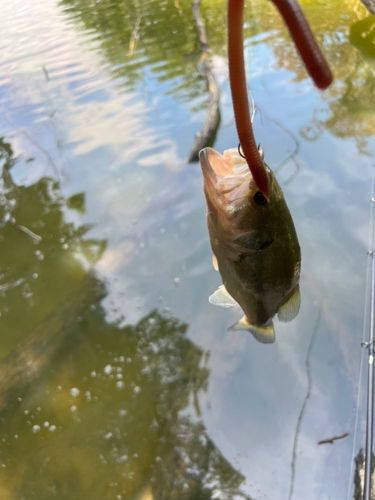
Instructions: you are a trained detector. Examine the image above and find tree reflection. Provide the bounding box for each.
[251,0,375,152]
[60,0,375,153]
[0,137,106,354]
[59,0,221,105]
[0,137,251,500]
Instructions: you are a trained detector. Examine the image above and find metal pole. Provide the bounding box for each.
[363,198,375,500]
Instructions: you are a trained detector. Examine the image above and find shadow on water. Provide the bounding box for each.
[0,137,251,500]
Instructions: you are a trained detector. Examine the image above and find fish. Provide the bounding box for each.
[200,146,301,344]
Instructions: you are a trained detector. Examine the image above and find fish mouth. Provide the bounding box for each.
[199,147,252,203]
[199,148,235,182]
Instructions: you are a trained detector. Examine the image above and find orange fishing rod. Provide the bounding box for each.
[227,0,333,200]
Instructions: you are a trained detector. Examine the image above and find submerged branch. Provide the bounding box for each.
[187,0,220,163]
[11,217,42,242]
[288,307,321,500]
[318,433,349,445]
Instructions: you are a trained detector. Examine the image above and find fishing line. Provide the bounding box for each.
[256,107,301,185]
[345,164,375,500]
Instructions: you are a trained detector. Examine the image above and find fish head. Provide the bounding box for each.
[200,147,282,242]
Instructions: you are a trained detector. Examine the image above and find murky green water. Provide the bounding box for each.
[1,0,375,498]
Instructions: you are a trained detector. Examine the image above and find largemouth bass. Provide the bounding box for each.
[200,146,301,344]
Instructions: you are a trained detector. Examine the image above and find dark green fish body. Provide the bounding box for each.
[200,147,301,343]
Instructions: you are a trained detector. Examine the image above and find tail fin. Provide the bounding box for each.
[228,316,275,344]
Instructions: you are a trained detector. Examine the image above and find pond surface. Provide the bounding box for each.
[1,0,375,498]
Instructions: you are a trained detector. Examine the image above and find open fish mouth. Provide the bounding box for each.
[200,147,253,204]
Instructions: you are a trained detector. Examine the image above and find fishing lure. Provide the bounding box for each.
[200,0,332,343]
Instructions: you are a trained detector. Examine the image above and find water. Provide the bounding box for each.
[0,0,375,498]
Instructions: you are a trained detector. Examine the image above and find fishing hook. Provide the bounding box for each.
[239,143,264,160]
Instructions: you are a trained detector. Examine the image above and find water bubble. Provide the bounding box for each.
[104,432,113,440]
[59,237,65,243]
[148,318,156,326]
[116,381,125,390]
[32,425,40,434]
[113,357,118,363]
[119,356,125,363]
[70,405,78,413]
[43,421,49,428]
[57,386,62,391]
[62,243,68,250]
[133,453,138,458]
[32,273,38,279]
[104,364,113,375]
[119,409,127,417]
[116,455,128,463]
[49,425,57,432]
[160,227,165,234]
[174,277,182,286]
[24,410,29,415]
[115,374,123,380]
[36,407,41,412]
[14,435,18,439]
[133,386,141,394]
[116,367,122,373]
[126,358,132,364]
[91,371,96,378]
[70,388,80,398]
[1,464,6,468]
[141,366,151,375]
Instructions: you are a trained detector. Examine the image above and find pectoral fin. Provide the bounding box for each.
[277,286,301,323]
[209,285,238,308]
[212,253,219,271]
[228,316,275,344]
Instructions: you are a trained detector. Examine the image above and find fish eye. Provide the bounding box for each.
[253,191,267,206]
